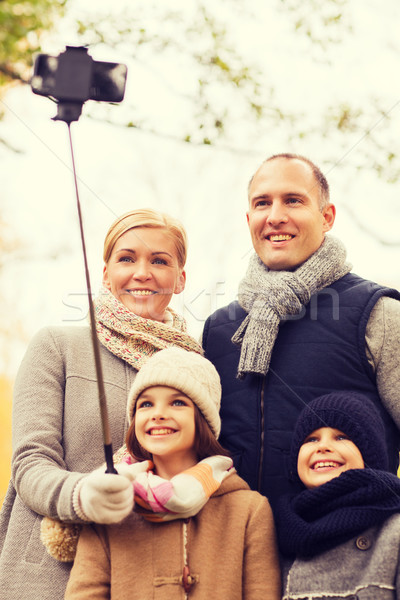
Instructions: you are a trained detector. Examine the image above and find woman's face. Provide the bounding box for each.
[103,227,186,321]
[297,427,364,489]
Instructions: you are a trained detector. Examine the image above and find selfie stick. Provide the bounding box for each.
[67,123,117,474]
[30,46,128,474]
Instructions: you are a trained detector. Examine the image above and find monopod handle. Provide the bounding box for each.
[104,444,118,475]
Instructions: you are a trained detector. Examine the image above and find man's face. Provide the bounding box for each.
[247,158,335,271]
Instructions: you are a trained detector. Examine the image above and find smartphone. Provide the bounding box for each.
[31,46,127,103]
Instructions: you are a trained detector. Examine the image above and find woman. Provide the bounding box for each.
[0,209,202,600]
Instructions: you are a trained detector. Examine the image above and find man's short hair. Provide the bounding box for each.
[248,153,330,210]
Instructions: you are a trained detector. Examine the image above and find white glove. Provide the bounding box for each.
[76,464,135,524]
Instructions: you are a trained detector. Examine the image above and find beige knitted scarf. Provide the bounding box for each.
[94,288,203,369]
[231,236,352,378]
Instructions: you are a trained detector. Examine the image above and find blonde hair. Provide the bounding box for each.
[103,209,187,267]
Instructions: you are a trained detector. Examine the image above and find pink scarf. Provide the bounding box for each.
[121,455,234,522]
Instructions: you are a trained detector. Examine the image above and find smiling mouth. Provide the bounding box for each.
[147,428,176,436]
[312,461,343,471]
[267,234,294,242]
[127,289,156,296]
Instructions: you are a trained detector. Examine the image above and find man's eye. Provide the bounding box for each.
[254,200,267,208]
[287,197,301,204]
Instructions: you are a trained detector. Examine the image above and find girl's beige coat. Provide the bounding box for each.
[66,472,281,599]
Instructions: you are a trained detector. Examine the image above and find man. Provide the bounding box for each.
[202,153,400,509]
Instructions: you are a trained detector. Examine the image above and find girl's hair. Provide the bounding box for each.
[126,404,230,463]
[103,208,187,268]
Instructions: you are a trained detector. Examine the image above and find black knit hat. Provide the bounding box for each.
[291,391,389,477]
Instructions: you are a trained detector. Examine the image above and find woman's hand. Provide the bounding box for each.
[75,465,135,524]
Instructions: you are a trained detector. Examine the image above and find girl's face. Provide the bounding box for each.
[297,427,364,489]
[103,227,186,322]
[134,385,197,479]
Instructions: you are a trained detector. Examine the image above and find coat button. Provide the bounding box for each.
[355,535,371,550]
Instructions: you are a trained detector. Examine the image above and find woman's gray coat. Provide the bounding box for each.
[281,514,400,599]
[0,326,136,599]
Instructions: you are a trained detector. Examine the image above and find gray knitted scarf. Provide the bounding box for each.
[231,236,351,378]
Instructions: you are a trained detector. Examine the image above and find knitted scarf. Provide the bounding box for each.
[275,469,400,558]
[94,288,203,369]
[231,236,351,378]
[121,455,234,522]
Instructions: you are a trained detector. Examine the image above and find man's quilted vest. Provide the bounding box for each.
[203,273,400,509]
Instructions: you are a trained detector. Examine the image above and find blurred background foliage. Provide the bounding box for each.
[1,0,399,180]
[0,0,66,89]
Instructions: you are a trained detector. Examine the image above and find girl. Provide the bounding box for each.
[65,347,281,599]
[275,391,400,599]
[0,209,202,599]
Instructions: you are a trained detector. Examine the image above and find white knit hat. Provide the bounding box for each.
[127,348,222,438]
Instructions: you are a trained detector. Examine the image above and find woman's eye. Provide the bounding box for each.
[304,436,318,444]
[119,256,134,263]
[337,434,350,441]
[152,257,168,265]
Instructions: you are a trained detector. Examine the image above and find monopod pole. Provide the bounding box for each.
[67,122,117,474]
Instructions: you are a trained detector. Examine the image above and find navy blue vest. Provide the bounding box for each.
[203,273,400,509]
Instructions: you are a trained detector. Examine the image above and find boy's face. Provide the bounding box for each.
[297,427,364,489]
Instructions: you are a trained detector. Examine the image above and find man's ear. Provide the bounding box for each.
[102,265,111,290]
[174,270,186,295]
[322,203,336,233]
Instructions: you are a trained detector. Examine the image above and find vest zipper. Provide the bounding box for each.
[257,377,266,492]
